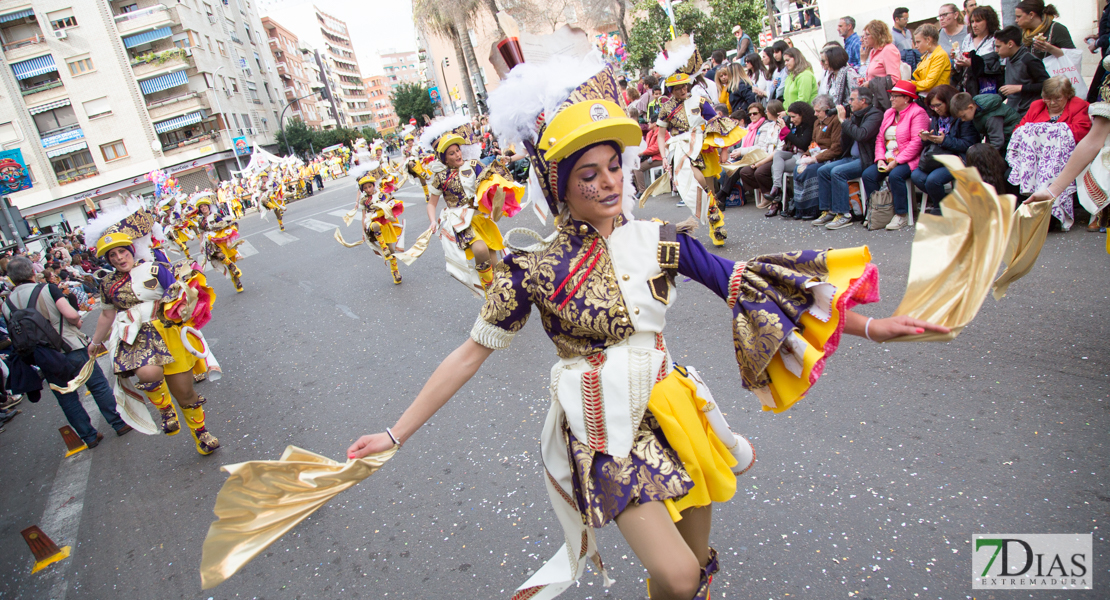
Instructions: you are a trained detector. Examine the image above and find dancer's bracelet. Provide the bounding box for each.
[385,427,402,448]
[864,317,875,342]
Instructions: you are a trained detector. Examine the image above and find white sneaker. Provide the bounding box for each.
[885,214,908,230]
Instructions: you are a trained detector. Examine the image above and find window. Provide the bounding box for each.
[241,113,252,128]
[217,41,227,56]
[34,106,78,136]
[218,74,226,89]
[232,114,240,128]
[244,24,252,44]
[120,4,138,13]
[52,150,97,184]
[203,73,214,88]
[82,97,112,119]
[205,36,212,52]
[230,78,239,93]
[48,9,78,30]
[204,3,213,17]
[100,140,128,161]
[67,57,94,76]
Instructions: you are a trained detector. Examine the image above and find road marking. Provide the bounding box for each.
[263,230,299,246]
[34,396,101,600]
[297,218,337,233]
[335,304,360,320]
[236,240,258,258]
[328,209,352,218]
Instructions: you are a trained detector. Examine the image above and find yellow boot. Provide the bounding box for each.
[228,262,244,292]
[476,261,494,292]
[421,183,430,202]
[389,257,402,285]
[180,397,219,455]
[707,197,727,246]
[137,380,180,435]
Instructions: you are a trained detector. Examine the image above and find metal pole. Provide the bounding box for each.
[440,58,457,114]
[210,66,244,173]
[0,196,26,252]
[279,93,317,157]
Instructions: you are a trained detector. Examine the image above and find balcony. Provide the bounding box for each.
[146,90,210,121]
[56,164,99,187]
[276,63,290,79]
[161,130,222,155]
[114,4,175,35]
[3,33,47,62]
[21,79,66,103]
[131,48,193,78]
[41,124,85,149]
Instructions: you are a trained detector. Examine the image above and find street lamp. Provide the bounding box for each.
[211,65,245,173]
[279,92,318,157]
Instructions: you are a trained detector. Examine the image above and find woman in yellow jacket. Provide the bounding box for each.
[911,23,952,94]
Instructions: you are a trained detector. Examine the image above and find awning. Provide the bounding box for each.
[29,98,71,115]
[139,69,189,95]
[0,8,33,23]
[154,111,204,133]
[122,26,172,49]
[46,141,88,158]
[11,54,57,80]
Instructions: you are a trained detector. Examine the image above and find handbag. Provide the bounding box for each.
[917,143,944,173]
[866,181,894,230]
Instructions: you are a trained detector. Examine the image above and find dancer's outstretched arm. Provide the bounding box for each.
[347,338,493,458]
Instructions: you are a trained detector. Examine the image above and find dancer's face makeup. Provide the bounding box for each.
[564,144,623,235]
[444,145,463,168]
[108,247,135,273]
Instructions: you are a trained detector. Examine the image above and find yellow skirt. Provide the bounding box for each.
[700,127,747,178]
[374,221,403,245]
[647,369,739,521]
[153,321,203,376]
[462,213,506,259]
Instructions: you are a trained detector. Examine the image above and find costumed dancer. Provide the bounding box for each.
[335,171,408,284]
[256,170,286,231]
[195,193,245,293]
[650,37,746,247]
[167,197,196,261]
[420,116,524,294]
[84,198,222,456]
[402,133,435,201]
[349,56,948,599]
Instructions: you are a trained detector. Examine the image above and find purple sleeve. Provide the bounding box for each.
[701,101,718,121]
[676,233,733,301]
[154,263,176,293]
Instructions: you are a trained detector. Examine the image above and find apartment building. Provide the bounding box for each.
[263,4,369,129]
[0,0,286,232]
[363,75,397,134]
[261,16,321,130]
[380,50,422,91]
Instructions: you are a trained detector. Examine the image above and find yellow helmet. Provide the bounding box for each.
[538,100,642,162]
[195,196,213,208]
[664,73,691,87]
[358,174,376,187]
[96,231,133,257]
[404,134,415,141]
[436,133,466,155]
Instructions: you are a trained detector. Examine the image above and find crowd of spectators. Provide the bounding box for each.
[623,0,1108,233]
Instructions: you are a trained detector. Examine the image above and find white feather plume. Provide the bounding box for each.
[418,115,471,151]
[83,196,144,247]
[621,145,642,220]
[653,42,696,78]
[488,53,608,147]
[350,161,378,183]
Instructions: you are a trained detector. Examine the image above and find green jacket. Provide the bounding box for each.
[972,93,1020,150]
[784,70,818,107]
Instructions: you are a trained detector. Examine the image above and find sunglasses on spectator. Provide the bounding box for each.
[938,11,954,17]
[749,111,761,115]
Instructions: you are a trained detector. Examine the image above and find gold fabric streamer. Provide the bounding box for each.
[48,355,96,394]
[333,228,364,248]
[891,155,1015,341]
[395,226,433,266]
[638,171,672,208]
[199,445,397,589]
[719,148,769,175]
[991,199,1052,300]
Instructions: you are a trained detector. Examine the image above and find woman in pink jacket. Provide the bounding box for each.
[860,80,930,230]
[861,20,903,84]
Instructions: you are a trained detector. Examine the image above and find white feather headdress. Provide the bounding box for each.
[83,196,156,263]
[418,114,472,152]
[653,39,697,78]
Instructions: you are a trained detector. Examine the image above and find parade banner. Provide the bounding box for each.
[0,149,33,193]
[232,136,251,156]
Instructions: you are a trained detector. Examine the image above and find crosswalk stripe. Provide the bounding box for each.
[328,209,352,218]
[237,240,258,258]
[298,218,337,233]
[264,230,299,246]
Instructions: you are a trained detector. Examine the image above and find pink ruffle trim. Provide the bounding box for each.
[807,263,880,385]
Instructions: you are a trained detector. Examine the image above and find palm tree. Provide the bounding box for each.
[413,0,488,114]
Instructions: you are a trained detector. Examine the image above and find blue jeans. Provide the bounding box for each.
[910,166,954,208]
[817,157,864,214]
[862,162,913,215]
[56,347,125,444]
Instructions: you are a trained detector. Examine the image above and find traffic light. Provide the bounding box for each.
[444,57,450,67]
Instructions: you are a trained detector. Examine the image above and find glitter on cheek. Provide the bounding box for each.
[576,181,601,202]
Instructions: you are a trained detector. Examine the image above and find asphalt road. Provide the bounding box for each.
[0,173,1106,600]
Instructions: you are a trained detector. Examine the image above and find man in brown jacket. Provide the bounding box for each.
[788,95,842,219]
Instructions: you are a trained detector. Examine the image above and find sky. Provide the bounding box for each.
[259,0,419,77]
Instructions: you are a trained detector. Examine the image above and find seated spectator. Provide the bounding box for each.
[722,62,759,121]
[1014,0,1075,61]
[1007,76,1091,229]
[783,49,818,106]
[768,42,790,101]
[746,54,774,103]
[737,101,787,208]
[912,24,952,94]
[862,20,902,85]
[910,85,980,214]
[966,143,1014,194]
[1018,76,1092,142]
[861,80,930,230]
[950,91,1020,151]
[823,45,860,107]
[815,87,884,229]
[720,102,781,203]
[632,75,657,116]
[633,122,663,195]
[789,95,843,219]
[761,101,817,216]
[996,25,1050,115]
[953,6,1002,94]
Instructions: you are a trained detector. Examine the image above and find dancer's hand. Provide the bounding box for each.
[867,316,951,342]
[87,342,106,357]
[1024,188,1055,204]
[347,433,396,459]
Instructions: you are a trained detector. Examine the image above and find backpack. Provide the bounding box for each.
[865,181,895,230]
[5,284,70,357]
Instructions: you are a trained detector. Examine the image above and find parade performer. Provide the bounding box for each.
[347,57,948,600]
[402,133,434,201]
[85,198,221,456]
[166,198,197,261]
[651,37,746,246]
[256,171,286,231]
[195,194,245,293]
[334,171,410,284]
[421,117,524,294]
